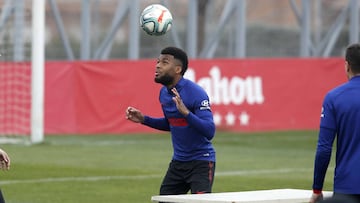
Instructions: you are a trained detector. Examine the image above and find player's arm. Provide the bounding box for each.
[310,126,335,203]
[142,116,170,131]
[171,88,215,140]
[310,94,336,203]
[0,148,10,170]
[186,109,215,140]
[312,127,336,191]
[126,106,170,131]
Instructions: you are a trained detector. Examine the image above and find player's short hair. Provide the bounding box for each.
[345,43,360,73]
[161,47,188,75]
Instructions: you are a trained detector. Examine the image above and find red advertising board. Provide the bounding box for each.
[44,58,345,134]
[188,58,345,132]
[0,58,346,135]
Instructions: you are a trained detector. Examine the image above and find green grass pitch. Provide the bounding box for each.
[0,131,334,203]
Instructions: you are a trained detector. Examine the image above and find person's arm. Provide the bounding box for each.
[126,106,170,131]
[309,127,336,203]
[185,111,215,140]
[310,94,336,203]
[0,148,10,170]
[142,116,170,131]
[171,88,215,140]
[312,127,336,189]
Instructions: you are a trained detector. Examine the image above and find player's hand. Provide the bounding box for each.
[309,192,323,203]
[0,149,10,170]
[171,88,189,116]
[125,106,144,123]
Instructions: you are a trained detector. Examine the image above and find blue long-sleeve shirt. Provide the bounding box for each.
[143,78,216,162]
[313,76,360,194]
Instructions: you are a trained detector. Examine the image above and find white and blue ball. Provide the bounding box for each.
[140,4,173,36]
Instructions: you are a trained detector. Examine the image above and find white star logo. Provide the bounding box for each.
[213,112,222,126]
[225,112,236,126]
[239,111,250,126]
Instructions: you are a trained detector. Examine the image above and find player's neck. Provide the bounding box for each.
[166,76,182,88]
[348,73,360,80]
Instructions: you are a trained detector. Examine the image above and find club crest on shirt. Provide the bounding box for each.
[200,100,211,110]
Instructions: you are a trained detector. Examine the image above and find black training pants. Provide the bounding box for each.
[159,160,215,195]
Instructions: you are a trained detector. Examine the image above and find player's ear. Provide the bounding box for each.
[345,61,350,73]
[175,65,182,74]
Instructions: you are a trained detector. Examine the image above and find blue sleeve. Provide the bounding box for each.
[312,127,336,190]
[184,85,215,140]
[142,116,170,131]
[185,109,215,140]
[312,94,337,190]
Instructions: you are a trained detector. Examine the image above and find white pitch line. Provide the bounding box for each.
[0,174,162,185]
[215,168,313,176]
[0,168,318,185]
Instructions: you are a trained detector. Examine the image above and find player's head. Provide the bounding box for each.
[160,47,188,75]
[155,47,188,86]
[345,43,360,77]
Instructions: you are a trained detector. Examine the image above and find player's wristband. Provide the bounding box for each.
[313,189,322,194]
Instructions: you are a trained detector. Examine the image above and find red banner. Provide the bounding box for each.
[0,59,346,135]
[44,58,345,134]
[188,59,345,132]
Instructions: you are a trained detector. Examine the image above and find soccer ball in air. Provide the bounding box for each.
[140,4,173,36]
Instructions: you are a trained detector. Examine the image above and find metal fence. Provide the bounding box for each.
[0,0,359,61]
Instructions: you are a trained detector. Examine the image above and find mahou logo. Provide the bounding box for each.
[185,66,265,106]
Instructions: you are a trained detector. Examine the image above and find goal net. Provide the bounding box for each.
[0,0,45,144]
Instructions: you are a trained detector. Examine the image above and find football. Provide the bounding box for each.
[140,4,173,36]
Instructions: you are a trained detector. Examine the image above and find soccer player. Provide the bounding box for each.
[0,148,10,203]
[309,43,360,203]
[126,47,216,195]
